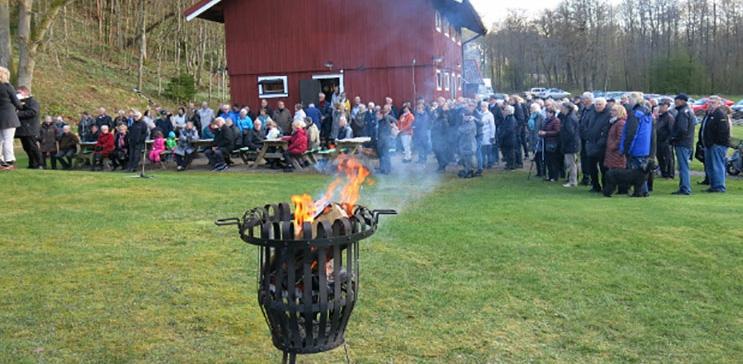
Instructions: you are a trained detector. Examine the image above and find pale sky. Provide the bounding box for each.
[469,0,564,28]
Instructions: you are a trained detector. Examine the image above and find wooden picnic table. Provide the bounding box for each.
[81,138,214,148]
[252,139,289,168]
[334,137,371,155]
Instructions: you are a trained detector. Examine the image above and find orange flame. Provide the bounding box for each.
[291,193,316,236]
[320,155,373,215]
[291,156,373,235]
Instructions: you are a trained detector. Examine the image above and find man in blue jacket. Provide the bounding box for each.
[619,92,656,197]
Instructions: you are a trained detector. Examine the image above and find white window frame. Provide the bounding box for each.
[436,69,443,91]
[435,11,442,32]
[443,18,450,38]
[258,76,288,98]
[444,71,450,91]
[312,73,345,94]
[457,29,462,45]
[458,74,463,91]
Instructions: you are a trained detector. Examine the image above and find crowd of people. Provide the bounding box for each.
[0,65,735,195]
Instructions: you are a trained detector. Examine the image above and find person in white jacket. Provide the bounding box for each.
[480,103,496,169]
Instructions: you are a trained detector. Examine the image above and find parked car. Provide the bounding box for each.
[538,88,571,99]
[604,91,626,100]
[732,100,743,119]
[527,88,546,97]
[691,97,735,115]
[731,100,743,113]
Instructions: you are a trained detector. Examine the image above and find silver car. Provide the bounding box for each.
[539,88,571,99]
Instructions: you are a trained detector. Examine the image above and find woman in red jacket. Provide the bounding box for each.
[92,125,115,171]
[282,119,308,172]
[604,104,628,193]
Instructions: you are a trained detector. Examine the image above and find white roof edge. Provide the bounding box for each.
[186,0,222,22]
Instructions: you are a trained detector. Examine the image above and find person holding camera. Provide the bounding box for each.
[0,67,21,171]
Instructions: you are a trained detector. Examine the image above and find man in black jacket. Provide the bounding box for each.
[699,96,730,192]
[656,99,675,179]
[577,92,595,185]
[126,111,149,173]
[584,97,612,192]
[206,117,235,172]
[670,94,695,195]
[15,86,42,169]
[95,107,113,130]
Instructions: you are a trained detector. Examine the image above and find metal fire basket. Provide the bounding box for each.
[216,203,396,363]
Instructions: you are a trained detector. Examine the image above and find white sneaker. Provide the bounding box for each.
[563,183,575,188]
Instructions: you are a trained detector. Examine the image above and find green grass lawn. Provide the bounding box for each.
[1,166,742,363]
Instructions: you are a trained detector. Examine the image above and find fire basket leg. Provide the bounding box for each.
[344,343,351,364]
[282,352,297,364]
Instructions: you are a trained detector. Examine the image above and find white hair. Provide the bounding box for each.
[292,119,306,129]
[594,97,607,105]
[504,105,515,115]
[629,92,644,106]
[581,92,594,100]
[530,103,542,112]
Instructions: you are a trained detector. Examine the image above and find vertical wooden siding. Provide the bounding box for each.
[221,0,463,107]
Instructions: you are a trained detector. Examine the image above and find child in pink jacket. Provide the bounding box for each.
[148,130,166,164]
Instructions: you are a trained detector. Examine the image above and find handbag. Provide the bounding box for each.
[545,141,558,153]
[390,124,400,138]
[694,141,705,163]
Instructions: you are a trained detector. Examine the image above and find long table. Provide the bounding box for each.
[252,139,288,168]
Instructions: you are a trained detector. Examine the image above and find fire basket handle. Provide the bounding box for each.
[371,209,398,222]
[214,218,241,227]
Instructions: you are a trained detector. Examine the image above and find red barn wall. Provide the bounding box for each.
[221,0,463,108]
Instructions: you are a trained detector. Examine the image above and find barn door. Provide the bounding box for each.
[300,79,322,107]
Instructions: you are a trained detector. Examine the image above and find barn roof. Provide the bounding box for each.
[183,0,487,35]
[183,0,224,22]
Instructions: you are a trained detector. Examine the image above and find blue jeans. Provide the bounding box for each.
[628,156,649,195]
[378,144,391,174]
[675,146,692,194]
[476,140,483,170]
[704,144,728,192]
[491,137,500,164]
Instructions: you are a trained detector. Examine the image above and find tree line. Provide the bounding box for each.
[482,0,743,95]
[0,0,226,101]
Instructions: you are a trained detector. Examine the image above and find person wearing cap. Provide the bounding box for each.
[699,96,730,193]
[656,99,675,179]
[155,110,174,138]
[670,94,694,195]
[126,110,148,173]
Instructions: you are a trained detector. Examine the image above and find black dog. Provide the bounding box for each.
[603,160,656,197]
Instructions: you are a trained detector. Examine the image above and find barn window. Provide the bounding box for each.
[436,69,443,91]
[435,11,442,32]
[444,71,450,91]
[257,76,288,98]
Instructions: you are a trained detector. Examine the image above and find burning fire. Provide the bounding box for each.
[291,155,373,235]
[291,194,316,234]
